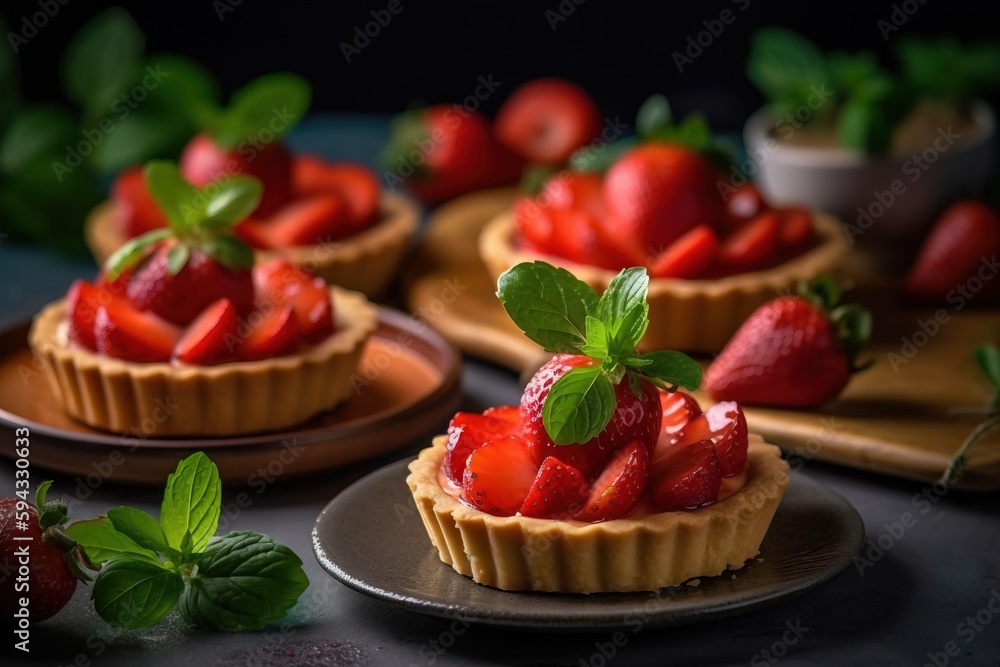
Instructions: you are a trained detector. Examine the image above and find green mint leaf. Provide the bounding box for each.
[636,94,672,138]
[166,244,190,276]
[635,350,702,391]
[0,106,78,173]
[92,558,183,629]
[598,267,649,354]
[161,452,221,554]
[836,95,892,154]
[107,507,169,553]
[569,136,639,174]
[35,480,52,508]
[497,261,600,353]
[975,343,1000,395]
[579,316,609,359]
[213,73,311,149]
[64,518,161,565]
[104,228,172,281]
[180,531,309,632]
[145,53,222,127]
[200,235,255,272]
[542,365,616,445]
[200,176,263,229]
[608,304,649,358]
[145,161,201,230]
[747,28,827,109]
[88,109,192,175]
[61,7,144,121]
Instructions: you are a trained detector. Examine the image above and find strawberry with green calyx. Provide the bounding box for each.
[940,343,1000,485]
[106,161,261,326]
[1,481,97,622]
[179,73,311,217]
[498,262,703,477]
[704,276,872,408]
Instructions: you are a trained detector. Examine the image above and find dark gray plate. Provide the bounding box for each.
[313,460,864,630]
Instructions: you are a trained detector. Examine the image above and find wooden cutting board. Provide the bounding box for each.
[402,188,1000,491]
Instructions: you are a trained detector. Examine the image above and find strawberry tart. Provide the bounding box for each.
[30,161,377,436]
[407,261,790,593]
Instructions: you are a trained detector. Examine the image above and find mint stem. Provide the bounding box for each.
[939,412,1000,486]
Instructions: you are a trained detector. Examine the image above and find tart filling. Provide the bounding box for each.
[407,434,789,593]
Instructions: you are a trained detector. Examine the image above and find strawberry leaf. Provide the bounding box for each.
[497,261,600,353]
[542,365,616,445]
[975,343,1000,398]
[105,228,172,281]
[634,350,703,390]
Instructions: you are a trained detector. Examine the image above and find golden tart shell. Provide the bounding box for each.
[478,211,848,353]
[27,286,377,437]
[85,192,420,298]
[406,434,790,593]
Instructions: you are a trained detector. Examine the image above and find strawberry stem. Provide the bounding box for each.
[939,412,1000,486]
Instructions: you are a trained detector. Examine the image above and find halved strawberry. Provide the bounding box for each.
[254,195,350,247]
[94,302,180,363]
[235,304,300,361]
[777,206,814,251]
[647,224,719,279]
[659,390,703,437]
[573,441,649,522]
[67,280,127,351]
[462,435,538,516]
[519,456,590,519]
[718,210,779,268]
[443,406,521,485]
[292,157,381,230]
[173,298,239,365]
[253,258,335,341]
[672,401,748,477]
[649,440,722,511]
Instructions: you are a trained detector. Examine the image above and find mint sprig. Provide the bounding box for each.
[105,161,261,280]
[498,261,702,445]
[64,452,308,631]
[205,73,311,150]
[940,343,1000,485]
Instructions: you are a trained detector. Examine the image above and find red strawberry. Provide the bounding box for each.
[235,303,300,361]
[243,194,350,248]
[520,355,662,477]
[0,495,81,622]
[704,281,871,408]
[648,224,719,279]
[462,435,538,516]
[112,167,168,238]
[548,208,599,266]
[672,401,748,477]
[173,298,239,365]
[67,280,128,351]
[127,244,255,325]
[541,172,604,215]
[94,302,181,363]
[513,197,556,253]
[495,78,601,165]
[179,133,292,218]
[776,206,814,251]
[443,406,521,485]
[519,456,590,519]
[252,258,335,341]
[659,390,702,437]
[723,183,767,227]
[384,106,523,205]
[574,441,649,522]
[718,210,779,269]
[904,200,1000,303]
[602,144,722,255]
[649,440,722,511]
[292,157,381,230]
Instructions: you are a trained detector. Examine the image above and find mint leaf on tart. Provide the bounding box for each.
[497,261,702,444]
[65,452,309,632]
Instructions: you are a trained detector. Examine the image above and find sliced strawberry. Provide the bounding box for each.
[234,219,276,250]
[723,183,767,227]
[94,303,180,363]
[257,195,351,247]
[588,215,648,270]
[718,210,780,268]
[462,435,538,516]
[443,406,521,485]
[541,172,604,216]
[573,441,649,522]
[112,166,169,238]
[659,390,703,437]
[235,304,300,361]
[67,280,128,351]
[253,258,335,341]
[513,197,555,253]
[519,456,589,519]
[548,208,597,265]
[777,206,814,251]
[648,224,719,279]
[649,440,722,511]
[173,298,239,365]
[672,401,748,477]
[292,157,381,230]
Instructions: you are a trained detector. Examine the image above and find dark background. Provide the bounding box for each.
[5,0,1000,132]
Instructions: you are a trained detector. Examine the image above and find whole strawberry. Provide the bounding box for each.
[704,277,871,408]
[1,482,93,622]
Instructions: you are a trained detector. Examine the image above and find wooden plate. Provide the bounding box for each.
[0,308,461,485]
[403,188,1000,491]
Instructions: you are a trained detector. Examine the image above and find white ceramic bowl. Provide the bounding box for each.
[741,101,996,240]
